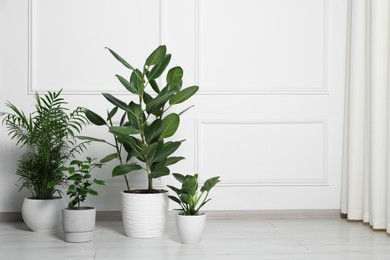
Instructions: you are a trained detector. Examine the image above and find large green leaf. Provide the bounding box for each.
[145,45,167,66]
[169,86,199,105]
[200,176,220,192]
[106,47,134,70]
[172,173,185,183]
[100,153,119,163]
[145,92,174,114]
[160,113,179,139]
[130,69,143,96]
[116,74,137,94]
[112,163,142,177]
[127,102,142,130]
[149,166,170,179]
[147,54,171,81]
[107,106,118,121]
[142,142,159,161]
[109,126,140,135]
[85,109,106,126]
[166,66,183,86]
[164,156,185,166]
[153,141,181,162]
[149,79,160,94]
[168,195,181,205]
[102,93,130,113]
[145,120,163,144]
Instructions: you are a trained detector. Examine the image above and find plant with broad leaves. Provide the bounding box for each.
[0,90,89,199]
[79,45,199,192]
[63,157,106,208]
[167,174,220,215]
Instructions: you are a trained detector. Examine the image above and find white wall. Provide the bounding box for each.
[0,0,347,212]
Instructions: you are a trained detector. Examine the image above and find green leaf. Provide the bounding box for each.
[100,153,119,163]
[109,126,140,135]
[166,66,183,86]
[149,79,160,93]
[145,120,163,144]
[47,179,60,189]
[127,102,142,130]
[147,54,171,81]
[180,194,190,204]
[130,69,143,96]
[88,189,99,196]
[168,195,181,205]
[160,113,180,139]
[145,45,167,66]
[94,179,106,186]
[145,92,174,114]
[200,176,220,192]
[116,74,137,94]
[106,47,134,70]
[77,136,107,143]
[149,166,170,179]
[153,141,182,163]
[172,173,185,183]
[169,86,199,106]
[102,93,130,113]
[112,163,142,177]
[164,156,185,166]
[142,142,159,161]
[85,109,106,126]
[167,185,181,195]
[107,106,118,121]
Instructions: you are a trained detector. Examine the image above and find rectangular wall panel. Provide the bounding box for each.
[28,0,161,94]
[196,120,328,186]
[197,0,327,94]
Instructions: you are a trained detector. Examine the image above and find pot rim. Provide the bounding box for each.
[63,206,95,211]
[177,212,206,217]
[25,196,63,200]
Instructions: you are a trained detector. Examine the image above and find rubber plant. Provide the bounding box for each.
[80,45,198,193]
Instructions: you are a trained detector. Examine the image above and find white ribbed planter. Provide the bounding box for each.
[22,197,65,232]
[121,191,168,238]
[176,212,206,244]
[62,207,96,243]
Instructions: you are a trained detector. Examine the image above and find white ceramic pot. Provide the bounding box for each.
[21,197,65,231]
[62,207,96,243]
[121,190,168,238]
[176,212,206,244]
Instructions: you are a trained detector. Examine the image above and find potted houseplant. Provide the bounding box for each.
[62,157,106,243]
[0,90,88,231]
[167,173,220,244]
[79,45,199,238]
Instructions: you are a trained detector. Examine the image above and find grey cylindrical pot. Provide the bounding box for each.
[62,207,96,243]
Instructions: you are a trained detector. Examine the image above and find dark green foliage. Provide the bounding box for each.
[0,90,89,199]
[167,174,220,215]
[64,157,106,208]
[84,46,199,192]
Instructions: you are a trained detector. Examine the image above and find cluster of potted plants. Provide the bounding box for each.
[0,46,220,244]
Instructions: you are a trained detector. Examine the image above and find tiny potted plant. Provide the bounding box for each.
[0,90,88,231]
[62,157,106,243]
[167,173,220,244]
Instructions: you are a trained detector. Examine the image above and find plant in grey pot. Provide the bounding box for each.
[79,45,199,238]
[168,173,220,244]
[0,90,88,231]
[62,157,106,243]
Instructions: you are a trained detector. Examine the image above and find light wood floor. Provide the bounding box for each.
[1,218,389,259]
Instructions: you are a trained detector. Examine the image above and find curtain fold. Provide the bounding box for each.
[341,0,390,231]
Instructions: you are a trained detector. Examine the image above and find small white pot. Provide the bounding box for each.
[22,197,65,231]
[121,190,168,238]
[62,207,96,243]
[176,212,206,244]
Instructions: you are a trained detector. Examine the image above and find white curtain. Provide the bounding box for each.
[341,0,390,231]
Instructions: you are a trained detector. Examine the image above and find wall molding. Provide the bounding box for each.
[195,118,329,187]
[27,0,165,96]
[195,0,329,95]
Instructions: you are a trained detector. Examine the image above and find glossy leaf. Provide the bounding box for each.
[166,66,183,86]
[145,45,167,66]
[109,126,140,136]
[153,141,181,163]
[149,79,160,93]
[130,69,143,96]
[145,120,163,144]
[147,54,171,80]
[164,156,185,167]
[149,166,170,179]
[107,106,118,121]
[172,173,185,183]
[112,163,142,177]
[102,93,130,113]
[85,109,106,126]
[200,176,220,192]
[145,92,174,114]
[168,195,181,204]
[116,74,137,94]
[169,86,199,106]
[100,153,119,163]
[106,47,134,70]
[160,113,179,139]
